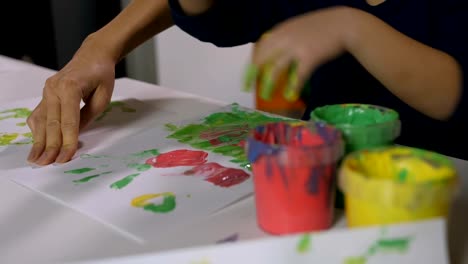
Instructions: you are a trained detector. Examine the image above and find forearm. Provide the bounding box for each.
[82,0,174,63]
[178,0,214,15]
[344,8,463,120]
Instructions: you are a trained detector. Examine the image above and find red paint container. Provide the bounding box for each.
[247,122,343,235]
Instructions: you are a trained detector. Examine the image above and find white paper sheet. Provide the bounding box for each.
[0,96,178,170]
[71,219,449,264]
[7,102,283,243]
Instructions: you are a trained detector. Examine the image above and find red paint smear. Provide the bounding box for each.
[146,149,208,168]
[184,162,250,188]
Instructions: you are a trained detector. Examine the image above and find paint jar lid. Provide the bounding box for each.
[246,122,344,167]
[310,104,401,151]
[338,146,459,207]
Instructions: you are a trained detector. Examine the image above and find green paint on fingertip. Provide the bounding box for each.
[260,66,275,100]
[284,61,302,102]
[110,173,140,189]
[243,64,259,92]
[65,167,96,174]
[297,234,312,253]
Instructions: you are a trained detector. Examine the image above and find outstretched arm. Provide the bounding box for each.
[251,6,467,121]
[27,0,201,165]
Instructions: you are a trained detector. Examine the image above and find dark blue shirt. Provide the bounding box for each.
[168,0,468,160]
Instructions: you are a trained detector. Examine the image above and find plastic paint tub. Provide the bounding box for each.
[310,104,401,153]
[247,122,344,235]
[311,103,401,209]
[338,146,459,227]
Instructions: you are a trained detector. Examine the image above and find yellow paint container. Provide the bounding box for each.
[338,146,459,227]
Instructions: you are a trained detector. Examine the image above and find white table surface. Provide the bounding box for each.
[0,56,467,264]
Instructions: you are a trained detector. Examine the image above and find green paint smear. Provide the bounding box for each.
[143,194,176,213]
[343,257,367,264]
[110,173,140,189]
[73,171,112,184]
[96,101,136,121]
[344,232,411,263]
[16,122,27,127]
[0,133,19,146]
[129,149,159,159]
[397,168,409,183]
[297,234,312,253]
[23,132,33,138]
[73,174,101,183]
[166,103,289,170]
[65,167,96,174]
[376,238,410,253]
[0,108,32,120]
[127,163,151,172]
[80,149,158,164]
[311,104,398,126]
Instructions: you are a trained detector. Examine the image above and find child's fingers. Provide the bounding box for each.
[283,59,313,102]
[243,64,259,92]
[259,63,275,100]
[270,54,293,87]
[259,54,293,101]
[252,32,287,67]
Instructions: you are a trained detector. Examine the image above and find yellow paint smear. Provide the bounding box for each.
[131,192,174,208]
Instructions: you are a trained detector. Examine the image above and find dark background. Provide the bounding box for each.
[0,1,127,77]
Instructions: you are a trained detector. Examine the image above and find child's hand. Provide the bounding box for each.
[246,6,356,101]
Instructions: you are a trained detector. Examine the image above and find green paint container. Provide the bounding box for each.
[310,104,401,154]
[310,104,401,209]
